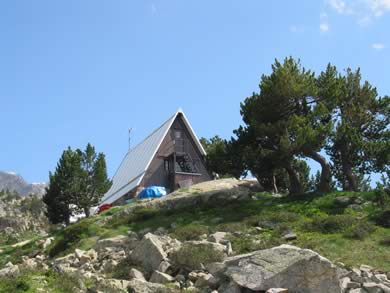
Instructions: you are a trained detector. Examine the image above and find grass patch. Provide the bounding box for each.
[303,214,356,234]
[172,224,209,241]
[48,219,101,257]
[0,269,85,293]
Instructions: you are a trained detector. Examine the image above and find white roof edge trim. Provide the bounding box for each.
[179,110,207,156]
[102,172,144,204]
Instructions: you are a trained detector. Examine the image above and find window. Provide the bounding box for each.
[174,130,182,139]
[164,159,170,171]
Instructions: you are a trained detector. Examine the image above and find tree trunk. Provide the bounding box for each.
[84,207,90,218]
[272,175,278,194]
[342,163,358,191]
[285,164,303,195]
[304,150,332,193]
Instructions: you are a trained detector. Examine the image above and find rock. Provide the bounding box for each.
[194,272,219,289]
[340,277,361,290]
[349,289,368,293]
[266,289,289,293]
[348,204,363,211]
[282,231,297,241]
[130,233,169,273]
[175,274,186,283]
[21,257,38,270]
[348,268,366,283]
[185,280,194,288]
[149,270,174,284]
[226,241,233,255]
[42,237,54,249]
[217,281,242,293]
[0,262,19,277]
[188,271,199,282]
[208,232,229,244]
[335,196,352,204]
[96,278,130,292]
[257,220,278,228]
[102,259,118,273]
[360,265,373,272]
[96,235,131,251]
[127,278,176,293]
[74,248,85,259]
[129,268,146,281]
[363,282,390,293]
[157,260,171,273]
[86,249,98,261]
[372,274,388,283]
[54,253,78,267]
[223,245,341,293]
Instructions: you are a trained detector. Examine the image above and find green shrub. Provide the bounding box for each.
[373,209,390,228]
[0,275,30,292]
[172,224,209,241]
[171,243,224,270]
[303,214,355,233]
[343,222,375,240]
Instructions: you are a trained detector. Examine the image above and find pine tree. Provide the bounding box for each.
[72,144,112,217]
[43,148,81,224]
[321,67,390,191]
[43,144,111,224]
[238,57,333,195]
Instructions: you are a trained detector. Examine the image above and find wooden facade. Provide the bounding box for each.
[142,113,210,191]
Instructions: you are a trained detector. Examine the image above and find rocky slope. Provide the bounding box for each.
[0,179,389,292]
[0,193,48,245]
[0,171,46,196]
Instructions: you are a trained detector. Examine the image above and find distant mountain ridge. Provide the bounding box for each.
[0,171,47,196]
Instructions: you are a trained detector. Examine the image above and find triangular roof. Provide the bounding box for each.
[101,109,206,204]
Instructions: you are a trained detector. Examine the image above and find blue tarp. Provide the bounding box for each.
[138,186,167,199]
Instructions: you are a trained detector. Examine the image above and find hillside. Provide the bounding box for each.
[0,171,46,197]
[0,179,389,292]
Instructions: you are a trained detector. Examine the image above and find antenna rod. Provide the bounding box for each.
[128,128,133,150]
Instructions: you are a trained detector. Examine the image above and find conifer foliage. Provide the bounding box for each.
[43,144,111,224]
[203,57,389,194]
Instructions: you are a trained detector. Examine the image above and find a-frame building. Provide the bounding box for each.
[101,109,211,205]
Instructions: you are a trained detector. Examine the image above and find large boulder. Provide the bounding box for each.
[149,270,174,284]
[222,245,341,293]
[130,233,181,274]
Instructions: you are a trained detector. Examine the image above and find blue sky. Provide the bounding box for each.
[0,0,389,183]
